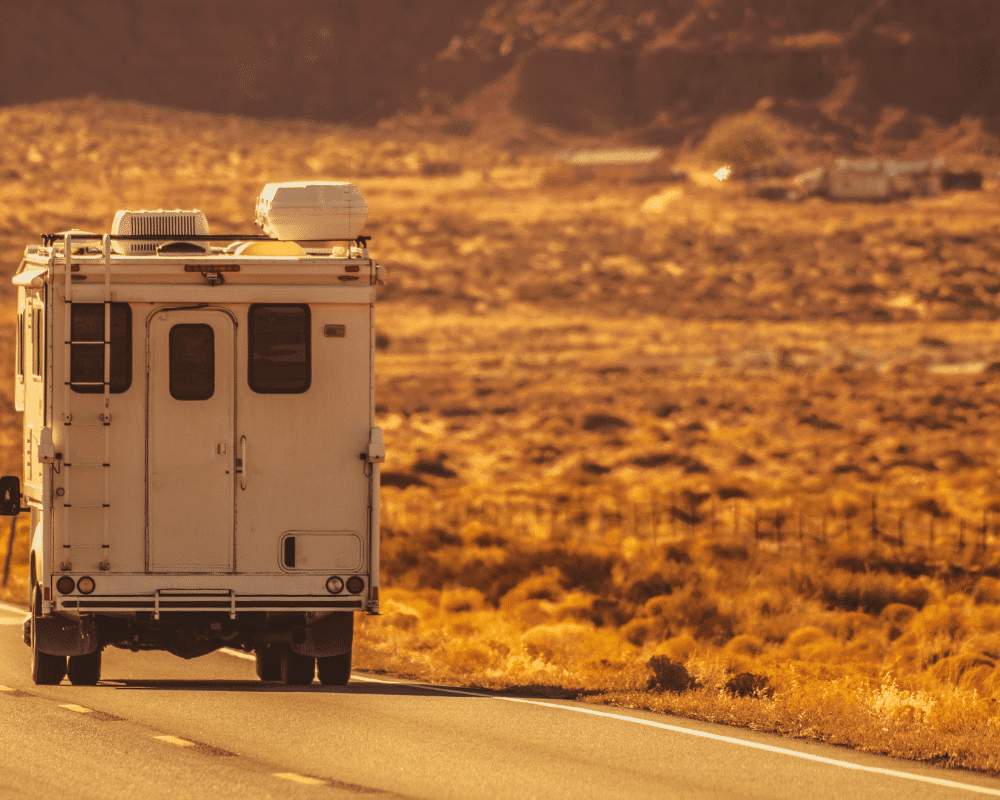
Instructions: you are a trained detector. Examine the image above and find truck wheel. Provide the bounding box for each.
[67,650,102,686]
[30,589,66,686]
[317,650,352,686]
[255,645,282,682]
[280,646,315,686]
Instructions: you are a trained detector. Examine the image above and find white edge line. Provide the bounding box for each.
[273,773,326,786]
[348,675,1000,797]
[154,735,195,748]
[0,601,28,616]
[60,704,93,714]
[220,648,255,661]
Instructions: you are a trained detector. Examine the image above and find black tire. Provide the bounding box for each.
[255,645,282,682]
[67,650,102,686]
[280,646,315,686]
[30,589,66,686]
[317,650,352,686]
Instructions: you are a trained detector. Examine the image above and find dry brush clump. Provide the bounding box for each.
[353,498,1000,772]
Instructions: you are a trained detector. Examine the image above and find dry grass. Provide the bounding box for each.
[4,98,1000,773]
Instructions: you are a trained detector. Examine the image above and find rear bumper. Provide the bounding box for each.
[57,592,365,618]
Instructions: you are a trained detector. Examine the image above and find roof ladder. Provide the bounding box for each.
[59,233,113,572]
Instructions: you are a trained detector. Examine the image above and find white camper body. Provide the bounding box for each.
[7,184,384,686]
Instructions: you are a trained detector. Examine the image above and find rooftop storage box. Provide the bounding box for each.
[255,181,369,241]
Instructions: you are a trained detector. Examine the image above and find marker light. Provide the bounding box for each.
[345,576,365,595]
[56,576,75,594]
[77,576,96,595]
[326,576,344,594]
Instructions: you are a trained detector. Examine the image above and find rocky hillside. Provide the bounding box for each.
[3,1,1000,150]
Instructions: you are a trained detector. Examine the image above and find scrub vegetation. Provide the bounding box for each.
[4,99,1000,773]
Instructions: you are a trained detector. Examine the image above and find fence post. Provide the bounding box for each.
[870,495,878,541]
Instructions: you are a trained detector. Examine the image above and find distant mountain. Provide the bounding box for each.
[4,0,1000,149]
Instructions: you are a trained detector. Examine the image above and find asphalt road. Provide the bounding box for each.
[2,601,1000,800]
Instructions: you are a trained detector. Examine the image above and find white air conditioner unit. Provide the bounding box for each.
[255,182,368,241]
[111,209,209,255]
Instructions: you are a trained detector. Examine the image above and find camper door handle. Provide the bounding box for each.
[239,436,247,490]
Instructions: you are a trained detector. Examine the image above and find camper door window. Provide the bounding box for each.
[169,323,215,401]
[248,304,311,394]
[70,303,133,393]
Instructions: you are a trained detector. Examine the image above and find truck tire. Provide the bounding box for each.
[67,650,101,686]
[30,589,66,686]
[255,645,282,682]
[280,646,315,686]
[317,650,352,686]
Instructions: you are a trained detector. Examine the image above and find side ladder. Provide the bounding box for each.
[58,233,113,572]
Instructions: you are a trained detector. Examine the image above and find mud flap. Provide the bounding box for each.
[31,614,100,657]
[291,612,353,658]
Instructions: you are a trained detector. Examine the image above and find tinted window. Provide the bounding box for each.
[16,312,23,379]
[169,324,215,401]
[248,304,310,393]
[70,303,132,393]
[31,309,42,378]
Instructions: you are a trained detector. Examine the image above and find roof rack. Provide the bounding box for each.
[39,233,372,248]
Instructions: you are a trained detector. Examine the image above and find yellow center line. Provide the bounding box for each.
[154,735,195,747]
[60,704,93,714]
[273,773,326,786]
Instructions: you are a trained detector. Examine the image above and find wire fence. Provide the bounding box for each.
[381,487,1000,563]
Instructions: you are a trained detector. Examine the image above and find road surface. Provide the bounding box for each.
[1,602,999,799]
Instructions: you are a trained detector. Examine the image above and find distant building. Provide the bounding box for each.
[544,148,684,184]
[794,158,945,201]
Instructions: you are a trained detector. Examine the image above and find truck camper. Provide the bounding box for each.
[4,181,385,686]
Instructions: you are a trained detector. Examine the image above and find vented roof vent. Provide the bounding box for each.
[111,209,209,255]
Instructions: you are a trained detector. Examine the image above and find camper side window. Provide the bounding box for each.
[16,312,24,381]
[70,303,132,393]
[31,308,43,378]
[248,304,311,393]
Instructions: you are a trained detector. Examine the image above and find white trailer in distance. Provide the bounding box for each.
[3,181,385,686]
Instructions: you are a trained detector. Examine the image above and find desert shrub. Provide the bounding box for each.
[581,413,630,433]
[696,114,790,177]
[646,656,697,692]
[724,672,773,698]
[910,596,973,646]
[973,576,1000,604]
[519,621,625,671]
[894,577,933,609]
[440,637,496,674]
[725,634,765,657]
[782,625,851,664]
[784,626,827,650]
[439,587,486,614]
[624,575,677,604]
[929,652,996,688]
[386,610,420,631]
[621,618,655,647]
[880,603,917,640]
[499,567,566,608]
[654,634,700,662]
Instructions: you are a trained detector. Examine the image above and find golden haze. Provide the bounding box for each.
[4,99,1000,773]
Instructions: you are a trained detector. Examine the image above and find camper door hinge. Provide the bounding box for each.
[38,427,57,465]
[365,427,385,464]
